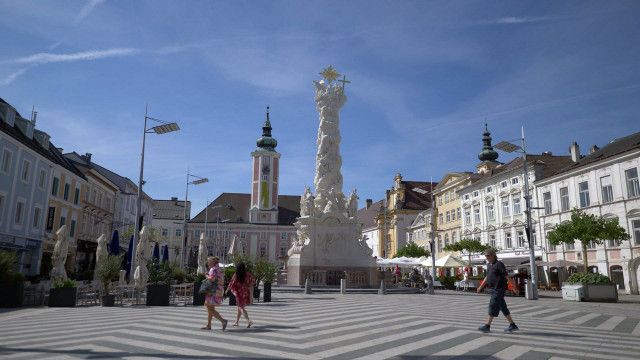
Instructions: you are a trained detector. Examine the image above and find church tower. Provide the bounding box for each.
[249,107,281,224]
[476,123,501,174]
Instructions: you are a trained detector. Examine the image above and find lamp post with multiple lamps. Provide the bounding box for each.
[181,172,208,268]
[131,105,180,278]
[494,127,539,300]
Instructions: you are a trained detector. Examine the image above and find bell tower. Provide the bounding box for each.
[249,106,280,224]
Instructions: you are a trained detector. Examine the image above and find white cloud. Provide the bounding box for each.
[0,68,29,86]
[6,48,139,65]
[483,16,562,25]
[74,0,106,24]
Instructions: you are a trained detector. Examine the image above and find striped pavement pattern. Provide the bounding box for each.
[1,293,639,359]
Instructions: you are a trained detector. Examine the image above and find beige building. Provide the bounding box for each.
[376,173,436,258]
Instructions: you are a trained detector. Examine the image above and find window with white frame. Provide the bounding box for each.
[543,191,552,214]
[32,207,41,228]
[608,239,621,247]
[51,177,60,196]
[566,241,575,250]
[560,187,570,212]
[511,177,519,185]
[444,233,449,246]
[531,228,537,245]
[547,231,556,251]
[444,192,449,203]
[240,231,246,239]
[487,204,495,221]
[456,208,461,220]
[517,230,525,247]
[161,228,168,237]
[260,232,266,240]
[21,160,31,182]
[473,191,479,197]
[438,213,443,224]
[451,210,456,221]
[489,233,496,248]
[259,242,267,257]
[632,219,640,246]
[502,198,510,216]
[486,186,492,193]
[74,188,80,205]
[452,231,457,243]
[1,149,12,174]
[505,232,512,248]
[464,210,471,224]
[38,169,46,189]
[63,183,70,201]
[501,180,508,188]
[175,228,182,237]
[464,194,470,200]
[600,175,613,204]
[279,241,288,257]
[513,197,521,215]
[280,232,287,240]
[14,201,25,225]
[445,211,451,222]
[625,168,639,198]
[473,208,480,223]
[579,181,590,208]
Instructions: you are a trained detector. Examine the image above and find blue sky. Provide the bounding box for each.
[1,1,639,216]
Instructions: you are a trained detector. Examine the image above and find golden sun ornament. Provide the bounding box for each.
[319,65,340,82]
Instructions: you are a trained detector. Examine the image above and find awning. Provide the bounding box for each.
[537,259,584,268]
[500,257,530,268]
[435,254,466,268]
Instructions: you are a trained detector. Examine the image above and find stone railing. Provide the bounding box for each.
[346,271,369,288]
[305,270,327,286]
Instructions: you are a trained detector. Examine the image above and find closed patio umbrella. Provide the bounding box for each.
[125,235,133,277]
[109,230,120,256]
[152,243,160,261]
[162,244,169,263]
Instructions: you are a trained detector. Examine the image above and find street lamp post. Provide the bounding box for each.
[131,105,180,279]
[495,127,539,300]
[413,181,437,294]
[181,172,208,268]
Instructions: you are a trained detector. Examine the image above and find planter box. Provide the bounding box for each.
[101,295,115,307]
[193,282,205,306]
[49,287,77,307]
[583,284,618,303]
[146,284,170,306]
[561,284,583,302]
[263,282,272,302]
[0,281,24,308]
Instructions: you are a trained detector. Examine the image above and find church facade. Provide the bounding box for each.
[188,109,299,268]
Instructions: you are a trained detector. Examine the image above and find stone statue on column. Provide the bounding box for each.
[197,232,208,275]
[50,225,69,282]
[133,226,150,288]
[94,234,108,281]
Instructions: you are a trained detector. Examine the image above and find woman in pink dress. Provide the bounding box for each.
[201,256,228,331]
[225,262,255,328]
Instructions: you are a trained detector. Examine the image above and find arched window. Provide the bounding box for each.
[444,233,449,246]
[610,265,624,289]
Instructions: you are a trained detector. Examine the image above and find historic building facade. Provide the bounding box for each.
[152,197,190,263]
[357,199,384,257]
[375,173,436,258]
[406,210,432,252]
[536,133,640,294]
[459,125,573,276]
[188,109,299,268]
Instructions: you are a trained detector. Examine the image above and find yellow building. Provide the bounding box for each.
[433,172,479,255]
[376,173,436,258]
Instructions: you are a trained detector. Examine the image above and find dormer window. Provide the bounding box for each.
[473,191,479,197]
[464,194,470,201]
[511,177,519,185]
[486,186,492,193]
[501,181,508,188]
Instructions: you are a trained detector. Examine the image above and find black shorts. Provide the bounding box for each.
[488,289,510,317]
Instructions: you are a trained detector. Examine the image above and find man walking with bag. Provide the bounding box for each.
[477,248,518,333]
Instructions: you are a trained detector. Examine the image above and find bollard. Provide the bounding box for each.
[378,280,387,295]
[305,279,313,294]
[340,279,346,294]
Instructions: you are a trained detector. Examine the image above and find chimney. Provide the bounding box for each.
[542,151,553,156]
[0,102,16,126]
[589,145,600,154]
[569,142,580,162]
[171,197,178,203]
[366,199,373,209]
[84,153,92,162]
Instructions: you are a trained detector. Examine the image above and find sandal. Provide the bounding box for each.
[200,326,211,330]
[222,319,228,331]
[247,321,253,328]
[232,323,239,327]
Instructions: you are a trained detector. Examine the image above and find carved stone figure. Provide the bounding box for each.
[300,186,314,217]
[94,234,108,281]
[50,225,69,282]
[346,189,358,218]
[197,233,208,275]
[133,226,150,288]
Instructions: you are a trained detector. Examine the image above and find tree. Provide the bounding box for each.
[548,209,630,270]
[443,238,491,266]
[395,241,430,258]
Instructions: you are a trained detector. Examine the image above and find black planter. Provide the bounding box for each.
[101,295,115,307]
[228,291,237,306]
[263,282,272,302]
[146,284,170,306]
[0,281,24,308]
[193,282,205,306]
[49,287,77,307]
[253,286,261,299]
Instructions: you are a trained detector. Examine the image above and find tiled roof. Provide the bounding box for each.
[464,154,573,188]
[0,98,85,180]
[153,199,191,220]
[401,181,437,210]
[357,199,384,230]
[190,192,300,225]
[561,131,640,173]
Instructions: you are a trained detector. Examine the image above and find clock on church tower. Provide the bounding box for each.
[249,107,280,224]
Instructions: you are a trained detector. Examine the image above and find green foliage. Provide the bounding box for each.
[548,209,630,268]
[254,257,278,284]
[169,263,187,284]
[395,241,430,258]
[53,279,76,288]
[0,250,24,284]
[95,255,122,294]
[437,275,462,290]
[147,259,171,284]
[443,238,490,254]
[567,272,612,285]
[231,254,255,273]
[224,266,236,282]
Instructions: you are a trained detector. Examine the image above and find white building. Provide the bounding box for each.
[357,199,384,258]
[536,134,640,294]
[459,125,574,276]
[152,197,189,263]
[406,210,432,252]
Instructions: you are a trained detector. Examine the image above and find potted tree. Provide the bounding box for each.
[49,279,77,307]
[0,250,25,308]
[146,259,171,306]
[564,272,618,302]
[191,272,206,306]
[95,255,122,307]
[260,261,278,303]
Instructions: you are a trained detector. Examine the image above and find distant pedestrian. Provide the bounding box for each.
[201,256,228,331]
[424,271,433,292]
[477,248,518,333]
[225,262,255,328]
[463,269,469,291]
